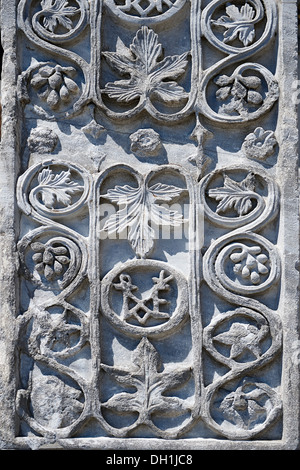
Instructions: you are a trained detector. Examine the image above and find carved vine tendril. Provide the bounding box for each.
[15,0,282,441]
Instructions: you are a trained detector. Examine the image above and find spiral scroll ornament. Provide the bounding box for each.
[14,0,282,442]
[16,160,93,438]
[200,166,282,439]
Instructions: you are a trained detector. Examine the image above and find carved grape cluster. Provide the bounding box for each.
[230,245,269,285]
[38,0,79,34]
[30,64,79,110]
[215,73,263,116]
[31,242,70,281]
[211,3,257,46]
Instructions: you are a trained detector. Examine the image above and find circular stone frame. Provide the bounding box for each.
[101,259,189,338]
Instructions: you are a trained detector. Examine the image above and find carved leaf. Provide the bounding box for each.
[208,173,256,216]
[242,127,277,160]
[36,168,83,209]
[40,0,78,33]
[148,182,183,201]
[102,338,191,419]
[102,181,185,257]
[213,323,268,360]
[212,3,256,46]
[112,0,176,17]
[31,242,70,281]
[102,26,189,105]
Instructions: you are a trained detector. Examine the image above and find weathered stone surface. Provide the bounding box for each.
[0,0,299,450]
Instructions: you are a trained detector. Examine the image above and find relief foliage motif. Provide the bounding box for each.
[15,0,282,442]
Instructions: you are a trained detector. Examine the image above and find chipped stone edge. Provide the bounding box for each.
[276,0,300,451]
[0,0,20,450]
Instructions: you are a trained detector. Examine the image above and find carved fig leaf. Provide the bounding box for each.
[40,0,79,33]
[212,3,256,46]
[36,168,84,209]
[31,242,70,281]
[208,172,256,216]
[102,338,191,419]
[102,181,185,257]
[102,26,189,105]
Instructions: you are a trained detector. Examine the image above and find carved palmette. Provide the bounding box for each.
[15,0,282,441]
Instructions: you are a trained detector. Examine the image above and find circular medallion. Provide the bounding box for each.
[31,0,89,44]
[105,0,186,25]
[101,259,188,338]
[214,233,280,296]
[18,160,90,221]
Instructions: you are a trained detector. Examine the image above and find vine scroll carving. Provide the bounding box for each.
[3,0,297,449]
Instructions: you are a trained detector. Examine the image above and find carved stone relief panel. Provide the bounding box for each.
[0,0,299,450]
